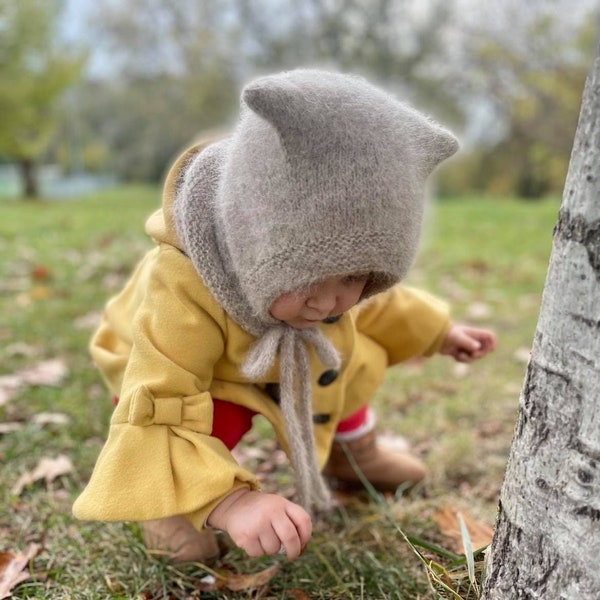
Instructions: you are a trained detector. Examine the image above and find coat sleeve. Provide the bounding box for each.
[73,247,259,530]
[354,285,451,366]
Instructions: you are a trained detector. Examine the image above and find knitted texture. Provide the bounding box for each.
[242,326,341,510]
[219,69,458,321]
[173,68,458,513]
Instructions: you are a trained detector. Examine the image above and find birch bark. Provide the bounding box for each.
[481,46,600,600]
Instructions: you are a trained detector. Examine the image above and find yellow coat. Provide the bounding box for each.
[73,144,451,530]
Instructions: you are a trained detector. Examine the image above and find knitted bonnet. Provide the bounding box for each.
[173,69,458,512]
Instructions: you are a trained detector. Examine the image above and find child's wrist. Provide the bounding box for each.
[207,487,251,530]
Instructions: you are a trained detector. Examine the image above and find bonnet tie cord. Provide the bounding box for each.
[242,326,341,513]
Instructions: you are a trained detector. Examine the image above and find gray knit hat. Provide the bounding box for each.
[173,69,458,512]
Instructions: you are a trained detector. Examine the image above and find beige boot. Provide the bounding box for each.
[140,516,220,563]
[323,429,426,492]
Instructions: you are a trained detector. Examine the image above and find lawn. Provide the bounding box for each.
[0,187,560,599]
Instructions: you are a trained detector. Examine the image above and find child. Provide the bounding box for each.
[73,69,496,563]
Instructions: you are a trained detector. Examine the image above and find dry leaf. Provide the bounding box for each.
[19,359,68,387]
[73,311,102,330]
[0,423,23,435]
[31,412,70,426]
[377,432,410,454]
[287,589,313,599]
[0,359,68,408]
[433,506,494,553]
[30,266,50,281]
[514,347,531,364]
[195,564,279,594]
[452,363,470,378]
[28,286,52,301]
[225,564,279,592]
[402,357,426,374]
[466,302,492,321]
[11,455,74,495]
[4,343,39,358]
[0,376,20,407]
[0,543,41,599]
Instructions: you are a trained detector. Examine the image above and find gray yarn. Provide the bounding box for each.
[242,326,340,510]
[173,69,459,514]
[218,69,458,320]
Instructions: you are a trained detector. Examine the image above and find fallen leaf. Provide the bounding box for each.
[466,302,492,321]
[402,357,426,374]
[464,259,490,275]
[103,574,124,594]
[287,589,313,599]
[28,286,53,301]
[0,422,23,435]
[197,574,219,591]
[477,421,504,438]
[452,363,470,378]
[433,506,494,554]
[195,564,279,593]
[225,564,279,592]
[31,412,70,426]
[0,543,41,599]
[0,359,69,408]
[73,311,102,330]
[377,431,410,454]
[30,266,50,281]
[0,376,20,407]
[19,359,68,387]
[11,455,74,495]
[514,347,531,364]
[3,343,39,358]
[504,382,522,395]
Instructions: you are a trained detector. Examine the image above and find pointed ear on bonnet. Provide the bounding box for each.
[242,76,312,130]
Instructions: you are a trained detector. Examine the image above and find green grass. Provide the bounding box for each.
[0,188,560,599]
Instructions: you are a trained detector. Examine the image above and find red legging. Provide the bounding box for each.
[211,398,369,450]
[112,395,369,450]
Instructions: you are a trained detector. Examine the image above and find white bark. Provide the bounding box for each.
[481,46,600,599]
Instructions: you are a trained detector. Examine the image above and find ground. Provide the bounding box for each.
[0,188,559,599]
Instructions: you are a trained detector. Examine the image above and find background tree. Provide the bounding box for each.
[443,0,596,198]
[234,0,462,123]
[0,0,84,198]
[481,42,600,598]
[29,0,594,196]
[78,0,238,182]
[77,0,463,181]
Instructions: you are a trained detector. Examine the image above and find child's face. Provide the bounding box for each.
[269,274,369,329]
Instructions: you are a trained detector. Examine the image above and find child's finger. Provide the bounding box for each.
[272,519,302,560]
[259,527,287,556]
[286,504,313,550]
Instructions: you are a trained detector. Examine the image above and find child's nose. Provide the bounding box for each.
[307,290,337,314]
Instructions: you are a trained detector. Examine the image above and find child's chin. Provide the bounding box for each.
[290,319,320,329]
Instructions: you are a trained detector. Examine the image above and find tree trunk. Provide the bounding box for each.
[481,46,600,599]
[19,157,39,199]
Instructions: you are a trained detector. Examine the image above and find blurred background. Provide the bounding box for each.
[0,0,598,201]
[1,6,598,596]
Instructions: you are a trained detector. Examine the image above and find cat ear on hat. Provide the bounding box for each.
[242,75,315,132]
[242,70,458,175]
[410,119,460,174]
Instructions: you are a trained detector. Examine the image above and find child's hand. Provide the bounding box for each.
[439,324,497,363]
[207,488,312,560]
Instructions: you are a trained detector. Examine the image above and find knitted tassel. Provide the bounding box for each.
[288,333,332,511]
[241,326,339,514]
[242,327,286,377]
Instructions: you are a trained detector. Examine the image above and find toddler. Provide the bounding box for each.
[73,69,496,562]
